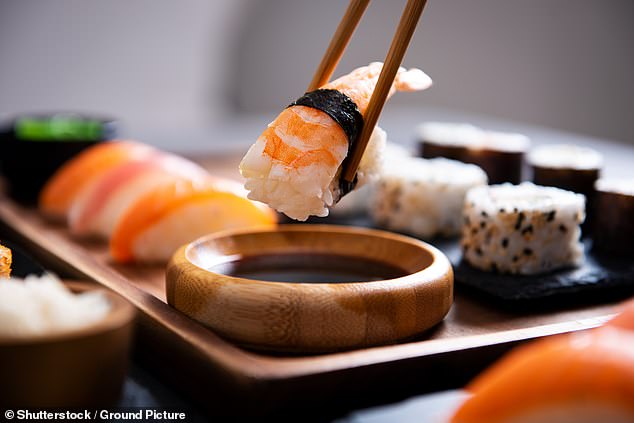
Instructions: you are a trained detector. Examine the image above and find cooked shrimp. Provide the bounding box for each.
[240,62,431,221]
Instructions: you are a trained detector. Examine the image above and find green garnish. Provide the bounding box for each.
[15,116,103,141]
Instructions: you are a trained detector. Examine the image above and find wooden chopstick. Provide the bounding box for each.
[307,0,370,92]
[341,0,428,185]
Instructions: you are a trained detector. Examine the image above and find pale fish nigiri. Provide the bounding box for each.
[68,152,209,239]
[240,62,432,221]
[110,179,276,263]
[39,140,156,221]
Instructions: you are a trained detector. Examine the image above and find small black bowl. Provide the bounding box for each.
[0,113,118,204]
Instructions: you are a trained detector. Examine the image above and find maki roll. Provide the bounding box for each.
[529,144,602,193]
[371,157,487,238]
[461,183,585,275]
[593,178,634,257]
[417,122,529,184]
[240,62,432,221]
[529,144,602,230]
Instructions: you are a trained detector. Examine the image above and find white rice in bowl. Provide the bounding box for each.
[0,274,111,338]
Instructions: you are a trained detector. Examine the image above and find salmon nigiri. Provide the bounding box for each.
[110,179,276,263]
[39,140,156,221]
[450,328,634,423]
[240,62,432,221]
[68,153,208,239]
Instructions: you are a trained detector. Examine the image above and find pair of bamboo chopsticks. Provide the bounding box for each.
[307,0,429,188]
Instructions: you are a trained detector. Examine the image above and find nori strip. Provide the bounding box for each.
[289,89,364,147]
[289,89,364,196]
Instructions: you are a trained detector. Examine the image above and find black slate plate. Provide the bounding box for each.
[287,214,634,305]
[436,238,634,304]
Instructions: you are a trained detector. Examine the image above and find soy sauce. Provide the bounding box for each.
[210,253,407,283]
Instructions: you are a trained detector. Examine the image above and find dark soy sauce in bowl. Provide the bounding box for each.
[210,253,408,283]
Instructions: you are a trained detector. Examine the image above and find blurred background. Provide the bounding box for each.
[1,0,632,151]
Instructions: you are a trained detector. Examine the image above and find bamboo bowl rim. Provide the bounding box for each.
[166,225,454,352]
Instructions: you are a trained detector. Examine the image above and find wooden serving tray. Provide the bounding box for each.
[0,197,622,418]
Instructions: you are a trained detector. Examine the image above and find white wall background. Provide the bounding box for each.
[1,0,632,145]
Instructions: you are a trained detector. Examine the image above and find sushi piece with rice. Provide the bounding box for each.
[450,326,634,423]
[239,62,432,221]
[529,143,603,231]
[528,144,603,195]
[39,140,157,221]
[417,122,530,184]
[68,152,209,239]
[461,182,585,275]
[110,179,276,263]
[371,157,487,238]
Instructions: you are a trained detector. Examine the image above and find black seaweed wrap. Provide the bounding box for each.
[289,89,364,150]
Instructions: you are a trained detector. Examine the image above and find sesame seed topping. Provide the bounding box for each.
[515,212,525,230]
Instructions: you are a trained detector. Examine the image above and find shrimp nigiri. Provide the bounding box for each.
[240,62,432,221]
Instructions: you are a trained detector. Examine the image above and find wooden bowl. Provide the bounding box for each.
[0,281,135,407]
[166,225,453,352]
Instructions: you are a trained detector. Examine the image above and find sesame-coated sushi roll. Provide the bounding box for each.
[371,157,487,238]
[593,178,634,257]
[462,183,585,275]
[417,122,529,184]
